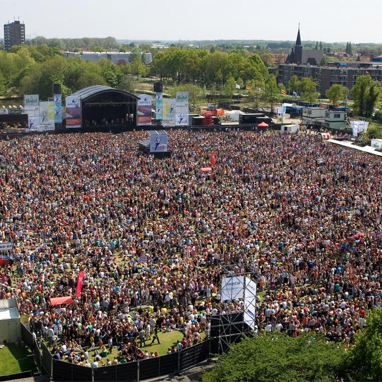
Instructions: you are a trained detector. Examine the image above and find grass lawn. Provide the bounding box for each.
[86,330,183,363]
[0,343,38,376]
[52,329,187,365]
[140,329,183,355]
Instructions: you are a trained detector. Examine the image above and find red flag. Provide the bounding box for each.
[210,153,216,167]
[76,271,84,298]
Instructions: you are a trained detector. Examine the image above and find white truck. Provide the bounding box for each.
[302,107,347,129]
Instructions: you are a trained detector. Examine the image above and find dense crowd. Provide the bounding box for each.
[0,130,381,365]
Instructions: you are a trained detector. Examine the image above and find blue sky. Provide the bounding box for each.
[2,0,382,43]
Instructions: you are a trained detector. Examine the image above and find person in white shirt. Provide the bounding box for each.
[276,323,283,331]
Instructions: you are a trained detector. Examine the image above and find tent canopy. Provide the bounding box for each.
[258,122,269,127]
[201,167,212,172]
[50,296,73,306]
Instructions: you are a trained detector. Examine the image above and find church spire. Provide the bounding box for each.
[296,23,301,46]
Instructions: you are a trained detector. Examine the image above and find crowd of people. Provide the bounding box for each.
[0,130,381,365]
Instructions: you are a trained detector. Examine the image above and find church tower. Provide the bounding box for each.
[294,24,303,64]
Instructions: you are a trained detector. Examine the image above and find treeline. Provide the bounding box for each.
[0,44,280,108]
[151,47,271,86]
[0,45,147,99]
[3,34,382,56]
[26,36,120,51]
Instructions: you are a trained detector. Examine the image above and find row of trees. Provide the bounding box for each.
[150,47,270,86]
[202,309,382,382]
[26,36,120,51]
[0,45,151,98]
[286,74,381,118]
[0,44,281,111]
[0,43,380,118]
[13,36,382,57]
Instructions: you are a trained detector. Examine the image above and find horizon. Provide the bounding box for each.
[2,0,382,44]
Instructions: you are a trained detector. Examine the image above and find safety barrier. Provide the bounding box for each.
[21,323,230,381]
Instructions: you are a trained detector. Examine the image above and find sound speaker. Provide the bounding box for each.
[154,82,163,93]
[52,83,62,95]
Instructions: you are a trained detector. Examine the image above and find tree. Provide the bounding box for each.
[223,75,236,101]
[325,84,349,105]
[352,75,381,118]
[263,75,279,109]
[131,57,148,80]
[320,55,339,65]
[116,76,134,93]
[259,52,275,67]
[129,48,141,63]
[343,308,382,381]
[0,71,6,95]
[299,77,319,104]
[20,55,68,99]
[236,77,244,89]
[346,42,353,55]
[171,84,203,108]
[247,78,265,109]
[202,333,345,382]
[288,75,300,95]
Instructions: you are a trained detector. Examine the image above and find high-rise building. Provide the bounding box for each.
[4,20,25,51]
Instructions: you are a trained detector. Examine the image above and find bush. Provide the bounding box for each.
[202,333,345,382]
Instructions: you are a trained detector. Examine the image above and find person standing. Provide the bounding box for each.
[151,326,160,345]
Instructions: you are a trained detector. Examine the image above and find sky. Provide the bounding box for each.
[2,0,382,44]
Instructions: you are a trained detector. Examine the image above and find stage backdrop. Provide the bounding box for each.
[65,96,81,128]
[137,94,152,126]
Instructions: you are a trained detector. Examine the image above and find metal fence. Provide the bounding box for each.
[53,341,213,382]
[21,322,223,382]
[41,342,53,376]
[20,322,34,349]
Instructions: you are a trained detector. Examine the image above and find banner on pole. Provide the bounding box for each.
[65,96,81,128]
[156,92,163,120]
[221,276,245,301]
[175,92,189,126]
[350,120,369,137]
[244,278,257,330]
[25,107,40,131]
[162,98,176,126]
[0,242,13,252]
[53,94,62,123]
[76,271,85,297]
[39,102,55,131]
[137,94,152,126]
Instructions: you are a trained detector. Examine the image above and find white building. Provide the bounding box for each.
[0,299,21,343]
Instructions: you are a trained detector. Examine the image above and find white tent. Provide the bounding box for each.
[281,124,300,134]
[0,299,21,343]
[225,110,244,122]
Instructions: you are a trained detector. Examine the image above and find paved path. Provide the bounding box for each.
[328,139,382,157]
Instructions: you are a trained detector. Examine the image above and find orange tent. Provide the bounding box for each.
[257,122,269,127]
[201,167,212,172]
[50,296,73,306]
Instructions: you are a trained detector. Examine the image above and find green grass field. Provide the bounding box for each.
[81,330,184,364]
[0,343,38,376]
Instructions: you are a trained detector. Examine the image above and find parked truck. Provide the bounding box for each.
[302,107,347,129]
